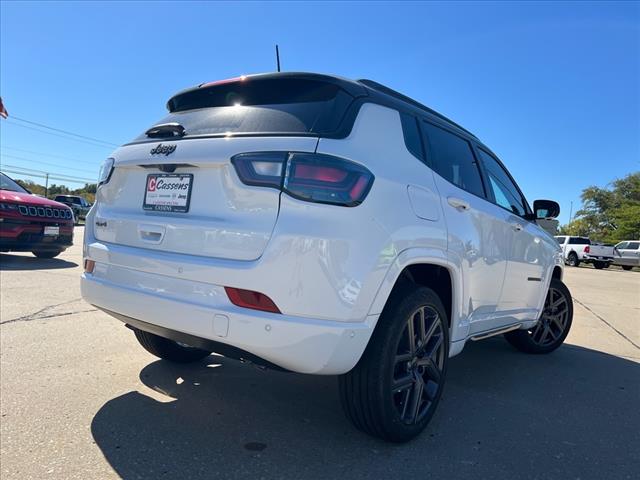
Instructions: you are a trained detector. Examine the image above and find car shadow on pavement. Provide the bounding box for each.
[91,339,639,480]
[0,253,77,270]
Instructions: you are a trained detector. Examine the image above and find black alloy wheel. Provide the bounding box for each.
[391,304,446,425]
[339,286,449,442]
[505,278,573,354]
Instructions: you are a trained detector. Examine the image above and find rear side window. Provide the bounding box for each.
[135,78,355,141]
[400,113,424,160]
[569,237,590,245]
[421,121,485,198]
[555,236,566,244]
[627,242,639,250]
[476,149,529,217]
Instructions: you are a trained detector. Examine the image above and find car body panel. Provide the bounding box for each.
[93,137,318,261]
[614,240,640,267]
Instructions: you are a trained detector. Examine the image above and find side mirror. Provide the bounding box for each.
[532,199,560,219]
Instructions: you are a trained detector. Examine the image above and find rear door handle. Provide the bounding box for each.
[138,224,165,244]
[447,197,470,211]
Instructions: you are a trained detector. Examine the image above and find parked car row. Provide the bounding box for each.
[555,235,639,270]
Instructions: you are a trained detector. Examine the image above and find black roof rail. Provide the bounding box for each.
[357,79,477,139]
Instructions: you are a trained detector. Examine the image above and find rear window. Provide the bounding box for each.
[134,78,355,141]
[568,237,590,245]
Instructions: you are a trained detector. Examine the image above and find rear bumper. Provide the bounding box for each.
[81,264,375,374]
[582,255,613,262]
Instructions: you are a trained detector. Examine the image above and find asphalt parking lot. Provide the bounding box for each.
[1,227,638,480]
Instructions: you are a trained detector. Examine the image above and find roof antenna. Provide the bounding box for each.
[275,44,281,72]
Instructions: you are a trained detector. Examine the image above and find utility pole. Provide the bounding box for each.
[568,201,573,223]
[275,44,281,72]
[45,173,49,198]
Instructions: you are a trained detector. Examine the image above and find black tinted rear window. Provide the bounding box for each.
[568,237,590,245]
[135,78,354,141]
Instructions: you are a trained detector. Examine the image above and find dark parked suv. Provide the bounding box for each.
[54,195,92,224]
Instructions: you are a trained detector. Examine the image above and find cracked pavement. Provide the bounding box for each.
[1,227,638,480]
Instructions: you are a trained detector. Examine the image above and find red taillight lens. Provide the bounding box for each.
[584,245,590,253]
[231,152,374,207]
[224,287,281,314]
[284,153,374,206]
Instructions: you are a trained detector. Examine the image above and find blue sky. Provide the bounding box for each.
[0,1,638,224]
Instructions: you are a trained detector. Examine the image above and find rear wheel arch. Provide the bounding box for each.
[372,260,457,337]
[397,264,453,329]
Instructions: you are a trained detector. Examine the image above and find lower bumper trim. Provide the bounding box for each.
[99,307,288,372]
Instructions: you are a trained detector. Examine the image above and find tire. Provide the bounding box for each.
[622,266,633,271]
[32,249,63,259]
[339,286,449,443]
[602,263,610,269]
[504,278,573,354]
[594,261,605,270]
[133,328,211,363]
[567,252,580,267]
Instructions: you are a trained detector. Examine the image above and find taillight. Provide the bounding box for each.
[230,152,285,189]
[224,287,280,313]
[584,245,590,253]
[231,152,374,207]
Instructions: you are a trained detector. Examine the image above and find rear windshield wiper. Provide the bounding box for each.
[145,122,186,138]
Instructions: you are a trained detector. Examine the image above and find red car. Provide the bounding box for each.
[0,172,74,258]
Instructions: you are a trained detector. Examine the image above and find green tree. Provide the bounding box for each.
[562,172,640,243]
[10,178,97,203]
[15,179,46,196]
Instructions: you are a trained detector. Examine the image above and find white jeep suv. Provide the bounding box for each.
[81,73,573,442]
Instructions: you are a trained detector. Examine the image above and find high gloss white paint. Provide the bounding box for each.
[81,102,561,374]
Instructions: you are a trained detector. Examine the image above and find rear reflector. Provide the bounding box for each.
[224,287,281,314]
[84,259,95,273]
[231,152,374,207]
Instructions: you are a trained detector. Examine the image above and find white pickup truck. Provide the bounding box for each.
[555,236,616,269]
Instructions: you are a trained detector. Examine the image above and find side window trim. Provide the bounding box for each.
[473,143,532,218]
[419,118,488,199]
